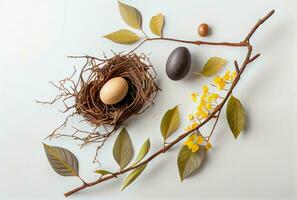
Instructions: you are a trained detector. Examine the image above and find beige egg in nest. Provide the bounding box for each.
[74,53,159,134]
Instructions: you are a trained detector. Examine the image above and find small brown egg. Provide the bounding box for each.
[99,77,129,105]
[198,23,209,37]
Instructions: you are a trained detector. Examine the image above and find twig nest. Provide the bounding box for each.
[76,53,159,132]
[99,77,129,105]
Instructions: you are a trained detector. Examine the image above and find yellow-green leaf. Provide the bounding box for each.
[94,170,113,175]
[104,29,140,44]
[150,13,164,36]
[132,139,150,166]
[43,143,79,177]
[121,164,147,191]
[160,105,180,141]
[118,1,142,29]
[113,128,134,170]
[226,95,246,139]
[197,57,227,77]
[177,145,205,181]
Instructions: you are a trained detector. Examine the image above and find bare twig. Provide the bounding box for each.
[206,110,221,142]
[234,60,240,74]
[249,53,261,63]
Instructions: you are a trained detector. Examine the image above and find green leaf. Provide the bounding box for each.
[94,169,113,175]
[104,29,140,44]
[113,128,134,170]
[43,143,79,177]
[160,105,180,140]
[197,57,227,77]
[226,95,246,139]
[177,145,205,181]
[150,13,164,36]
[118,1,142,29]
[121,164,147,191]
[132,139,150,165]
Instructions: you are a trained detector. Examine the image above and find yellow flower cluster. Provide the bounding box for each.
[214,70,237,90]
[184,134,212,152]
[185,69,237,152]
[188,85,219,125]
[185,121,198,131]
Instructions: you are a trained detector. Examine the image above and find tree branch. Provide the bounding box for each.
[64,9,275,197]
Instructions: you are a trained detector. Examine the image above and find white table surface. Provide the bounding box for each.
[0,0,296,199]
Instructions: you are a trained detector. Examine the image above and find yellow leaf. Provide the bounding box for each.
[226,95,246,139]
[113,128,134,170]
[121,164,147,191]
[43,143,79,177]
[160,105,181,141]
[132,139,150,166]
[197,57,227,77]
[94,170,113,175]
[177,145,205,181]
[104,29,140,44]
[118,1,142,29]
[150,13,164,36]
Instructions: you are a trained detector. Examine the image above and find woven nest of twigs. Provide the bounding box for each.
[38,52,159,161]
[77,53,159,129]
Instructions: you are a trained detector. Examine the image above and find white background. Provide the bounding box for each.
[0,0,296,200]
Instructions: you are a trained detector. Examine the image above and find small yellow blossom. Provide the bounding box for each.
[184,134,206,153]
[183,134,195,146]
[185,126,192,131]
[184,141,192,148]
[214,76,226,90]
[191,92,198,103]
[194,111,199,118]
[185,121,199,131]
[205,103,212,110]
[223,70,231,81]
[202,85,209,93]
[187,113,194,121]
[205,142,212,151]
[199,109,209,119]
[197,135,204,145]
[189,143,199,152]
[207,93,219,102]
[197,103,204,112]
[184,135,194,145]
[192,121,199,128]
[200,93,208,102]
[231,71,237,80]
[184,134,200,152]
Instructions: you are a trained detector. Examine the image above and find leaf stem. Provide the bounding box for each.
[140,29,149,39]
[64,9,275,197]
[207,110,221,142]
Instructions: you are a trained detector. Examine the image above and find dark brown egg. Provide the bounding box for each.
[166,47,191,81]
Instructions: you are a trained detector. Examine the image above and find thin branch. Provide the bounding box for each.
[234,60,240,74]
[207,110,221,142]
[68,55,106,62]
[244,10,275,42]
[129,37,247,54]
[249,53,261,63]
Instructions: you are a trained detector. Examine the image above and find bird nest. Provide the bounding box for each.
[38,52,159,161]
